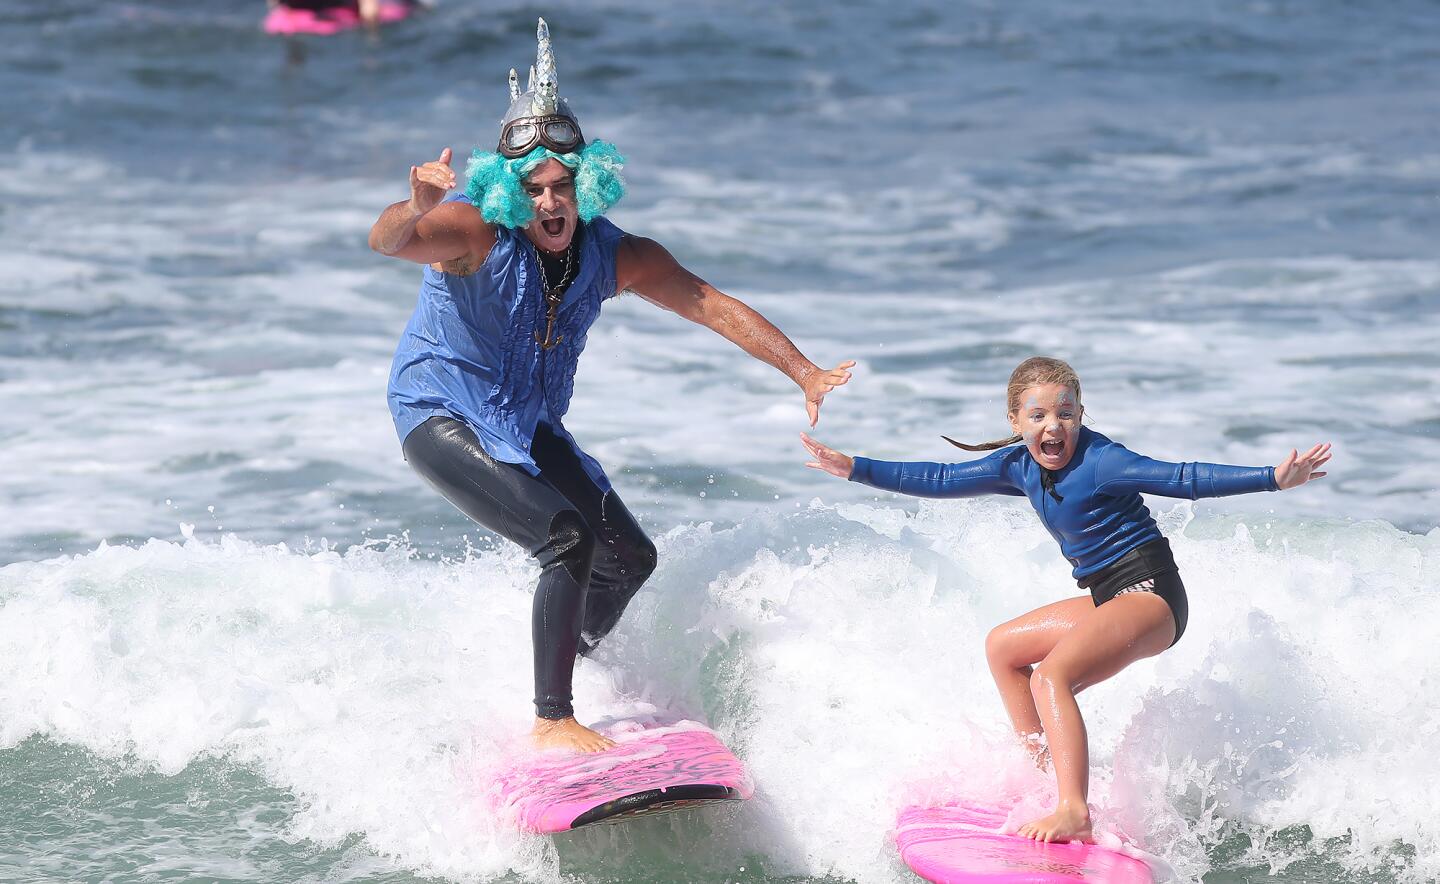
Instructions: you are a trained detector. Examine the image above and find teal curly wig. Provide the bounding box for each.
[464,140,626,229]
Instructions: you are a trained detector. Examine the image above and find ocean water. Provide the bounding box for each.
[1,1,1437,881]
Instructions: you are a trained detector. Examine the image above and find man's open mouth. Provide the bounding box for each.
[541,217,565,237]
[1040,439,1065,457]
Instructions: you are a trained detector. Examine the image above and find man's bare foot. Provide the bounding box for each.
[1017,801,1092,843]
[531,716,616,753]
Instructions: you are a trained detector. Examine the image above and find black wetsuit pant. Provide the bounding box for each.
[403,416,657,720]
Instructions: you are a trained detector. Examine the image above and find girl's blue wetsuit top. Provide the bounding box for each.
[848,427,1277,579]
[387,194,625,490]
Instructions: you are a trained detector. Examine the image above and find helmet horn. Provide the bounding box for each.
[533,18,558,115]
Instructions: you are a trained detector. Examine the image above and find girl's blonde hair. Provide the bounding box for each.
[944,356,1083,451]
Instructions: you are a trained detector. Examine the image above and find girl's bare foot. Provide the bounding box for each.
[1017,800,1092,843]
[531,716,616,753]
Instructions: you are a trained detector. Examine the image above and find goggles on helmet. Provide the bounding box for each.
[498,115,584,159]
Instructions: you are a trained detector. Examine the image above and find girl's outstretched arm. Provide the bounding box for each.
[801,433,1023,498]
[1096,442,1332,499]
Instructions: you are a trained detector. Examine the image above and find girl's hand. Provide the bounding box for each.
[800,432,854,479]
[1274,443,1332,490]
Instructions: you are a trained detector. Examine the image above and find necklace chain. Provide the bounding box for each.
[533,241,575,351]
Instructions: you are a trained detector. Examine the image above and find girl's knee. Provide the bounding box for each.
[1029,662,1069,697]
[985,623,1024,667]
[984,625,1007,662]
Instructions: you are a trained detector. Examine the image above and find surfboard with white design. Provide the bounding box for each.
[493,720,753,833]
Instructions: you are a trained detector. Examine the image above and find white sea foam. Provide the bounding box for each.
[1,501,1433,882]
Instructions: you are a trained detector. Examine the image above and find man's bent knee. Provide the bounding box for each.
[539,511,596,582]
[624,535,657,585]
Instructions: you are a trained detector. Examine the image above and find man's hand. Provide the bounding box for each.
[409,147,456,217]
[1274,442,1332,490]
[801,360,855,427]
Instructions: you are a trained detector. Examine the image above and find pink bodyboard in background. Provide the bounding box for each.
[897,804,1154,883]
[263,2,412,36]
[493,721,753,833]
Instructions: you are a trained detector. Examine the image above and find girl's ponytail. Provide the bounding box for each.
[942,433,1022,452]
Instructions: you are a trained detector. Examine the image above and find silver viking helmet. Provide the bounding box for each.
[497,18,584,158]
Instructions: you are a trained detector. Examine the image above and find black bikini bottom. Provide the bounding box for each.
[1079,538,1188,647]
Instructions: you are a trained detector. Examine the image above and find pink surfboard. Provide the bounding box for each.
[493,722,754,833]
[896,804,1153,883]
[263,2,412,36]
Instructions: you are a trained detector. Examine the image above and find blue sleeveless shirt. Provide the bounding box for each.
[848,427,1277,579]
[387,194,625,490]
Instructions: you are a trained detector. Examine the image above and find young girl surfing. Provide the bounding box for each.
[800,356,1331,844]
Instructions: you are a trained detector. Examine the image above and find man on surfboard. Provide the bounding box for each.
[368,19,853,753]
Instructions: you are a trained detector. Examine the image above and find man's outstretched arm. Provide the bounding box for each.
[616,235,854,426]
